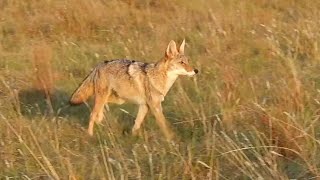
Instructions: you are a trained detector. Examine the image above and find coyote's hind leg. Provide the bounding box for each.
[88,88,111,136]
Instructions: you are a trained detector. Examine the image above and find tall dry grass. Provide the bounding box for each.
[1,0,320,179]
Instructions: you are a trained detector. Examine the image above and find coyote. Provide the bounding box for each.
[69,40,198,140]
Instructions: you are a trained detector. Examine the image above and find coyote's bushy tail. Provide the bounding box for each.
[69,71,95,105]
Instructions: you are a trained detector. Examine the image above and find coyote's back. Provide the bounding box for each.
[70,59,151,105]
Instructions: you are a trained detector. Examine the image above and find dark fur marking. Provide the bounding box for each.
[111,89,120,97]
[126,62,132,76]
[140,63,148,74]
[104,59,117,63]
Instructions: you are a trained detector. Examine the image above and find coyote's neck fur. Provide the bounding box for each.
[147,59,179,97]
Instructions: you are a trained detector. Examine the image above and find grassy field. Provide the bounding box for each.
[1,0,320,179]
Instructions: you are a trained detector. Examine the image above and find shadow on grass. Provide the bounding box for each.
[18,89,90,125]
[18,88,136,130]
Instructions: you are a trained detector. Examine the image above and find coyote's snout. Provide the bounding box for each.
[70,39,198,140]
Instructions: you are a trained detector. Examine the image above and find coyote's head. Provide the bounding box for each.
[163,39,198,77]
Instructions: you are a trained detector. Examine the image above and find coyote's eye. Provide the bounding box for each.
[180,61,185,64]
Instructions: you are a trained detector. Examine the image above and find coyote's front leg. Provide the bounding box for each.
[148,98,174,140]
[132,104,149,135]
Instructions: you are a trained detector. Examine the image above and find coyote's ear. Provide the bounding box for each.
[179,39,185,55]
[165,40,178,59]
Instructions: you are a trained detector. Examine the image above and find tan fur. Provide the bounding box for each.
[70,40,198,140]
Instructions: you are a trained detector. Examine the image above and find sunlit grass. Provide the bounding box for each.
[1,0,320,179]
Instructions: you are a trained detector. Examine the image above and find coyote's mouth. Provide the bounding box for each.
[187,69,198,77]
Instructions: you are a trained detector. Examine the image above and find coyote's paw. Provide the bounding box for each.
[132,127,142,137]
[88,129,94,136]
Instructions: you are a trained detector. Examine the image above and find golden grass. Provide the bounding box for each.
[1,0,320,179]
